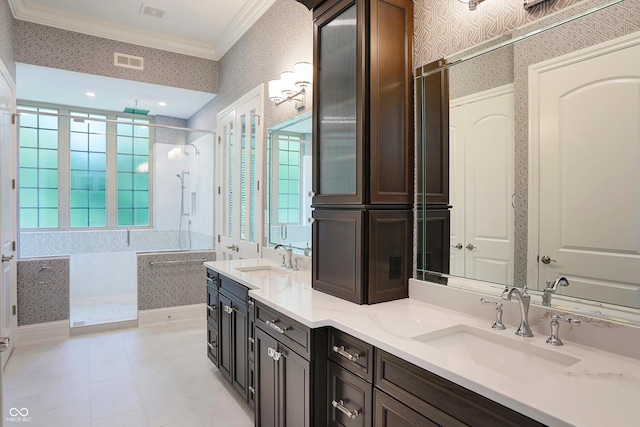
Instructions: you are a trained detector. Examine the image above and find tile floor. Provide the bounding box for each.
[2,319,254,427]
[70,294,138,327]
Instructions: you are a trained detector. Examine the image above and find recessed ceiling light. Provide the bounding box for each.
[158,101,167,106]
[86,92,96,97]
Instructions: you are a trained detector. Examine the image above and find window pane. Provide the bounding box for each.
[39,208,58,228]
[20,148,38,168]
[39,129,58,149]
[89,172,106,190]
[118,155,133,172]
[39,149,58,168]
[70,133,88,151]
[118,209,133,226]
[134,208,149,226]
[20,168,37,187]
[89,153,106,171]
[118,191,133,208]
[88,119,106,135]
[118,172,133,190]
[117,136,133,154]
[134,122,149,137]
[39,169,57,188]
[70,151,89,170]
[19,113,37,128]
[39,114,58,130]
[70,171,89,190]
[90,134,106,152]
[70,209,88,227]
[19,128,37,148]
[134,191,148,208]
[89,209,106,227]
[133,173,148,190]
[20,189,38,208]
[117,123,133,137]
[20,208,38,228]
[39,189,58,208]
[70,117,88,133]
[89,190,106,208]
[134,138,149,155]
[70,190,89,208]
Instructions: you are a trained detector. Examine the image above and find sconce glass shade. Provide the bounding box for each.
[268,79,284,102]
[280,71,297,95]
[294,62,313,88]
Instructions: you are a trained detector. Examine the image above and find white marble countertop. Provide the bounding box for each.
[204,258,640,427]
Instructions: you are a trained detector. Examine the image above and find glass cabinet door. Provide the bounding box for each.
[315,2,360,204]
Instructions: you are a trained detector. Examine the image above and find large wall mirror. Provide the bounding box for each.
[266,112,313,253]
[417,0,640,324]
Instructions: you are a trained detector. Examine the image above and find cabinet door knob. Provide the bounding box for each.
[331,399,360,420]
[466,244,476,250]
[223,305,234,314]
[267,346,282,362]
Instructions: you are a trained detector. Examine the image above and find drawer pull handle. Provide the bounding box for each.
[206,304,215,312]
[207,342,217,350]
[248,337,255,344]
[331,399,359,420]
[267,346,282,362]
[249,386,255,395]
[265,320,288,334]
[332,345,359,362]
[207,277,217,285]
[223,305,234,314]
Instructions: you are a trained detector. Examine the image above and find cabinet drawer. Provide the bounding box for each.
[255,302,311,360]
[375,349,545,427]
[327,362,372,427]
[328,328,373,382]
[220,274,248,303]
[374,389,437,427]
[206,322,218,367]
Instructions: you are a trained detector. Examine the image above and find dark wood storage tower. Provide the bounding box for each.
[299,0,414,304]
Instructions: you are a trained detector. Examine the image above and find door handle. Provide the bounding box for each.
[541,255,557,264]
[226,244,239,252]
[0,337,9,352]
[451,243,463,250]
[2,255,13,263]
[466,244,475,250]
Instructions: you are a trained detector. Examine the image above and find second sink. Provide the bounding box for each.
[413,324,580,382]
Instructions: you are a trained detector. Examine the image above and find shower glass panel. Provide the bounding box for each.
[17,107,215,328]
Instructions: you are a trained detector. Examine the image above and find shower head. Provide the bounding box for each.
[176,174,181,178]
[188,143,200,156]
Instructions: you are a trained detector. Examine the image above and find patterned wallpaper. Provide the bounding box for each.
[13,20,218,93]
[413,0,584,67]
[188,0,313,132]
[0,0,15,81]
[17,258,70,326]
[137,251,215,310]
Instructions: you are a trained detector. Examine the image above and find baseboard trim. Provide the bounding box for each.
[17,320,70,344]
[70,319,138,336]
[138,304,205,326]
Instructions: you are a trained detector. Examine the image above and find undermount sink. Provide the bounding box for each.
[413,324,580,382]
[234,265,292,277]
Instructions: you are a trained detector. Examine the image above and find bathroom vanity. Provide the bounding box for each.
[204,258,640,427]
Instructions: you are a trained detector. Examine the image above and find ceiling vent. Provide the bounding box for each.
[140,4,165,18]
[114,53,144,70]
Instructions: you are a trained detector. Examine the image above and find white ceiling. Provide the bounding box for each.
[17,64,217,120]
[9,0,277,121]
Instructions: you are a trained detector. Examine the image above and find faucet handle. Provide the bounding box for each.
[546,314,581,346]
[480,298,506,330]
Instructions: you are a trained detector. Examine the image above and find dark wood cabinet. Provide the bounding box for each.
[206,269,252,409]
[373,390,437,427]
[311,0,413,206]
[255,325,311,427]
[312,208,411,304]
[417,207,451,277]
[309,0,414,305]
[328,362,372,427]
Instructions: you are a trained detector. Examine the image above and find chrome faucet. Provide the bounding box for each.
[274,244,293,269]
[501,286,534,337]
[543,276,570,306]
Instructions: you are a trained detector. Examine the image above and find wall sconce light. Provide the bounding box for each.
[458,0,484,11]
[268,62,312,110]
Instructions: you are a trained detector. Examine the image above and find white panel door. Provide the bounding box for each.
[449,86,514,284]
[536,38,640,306]
[0,66,16,369]
[216,86,264,260]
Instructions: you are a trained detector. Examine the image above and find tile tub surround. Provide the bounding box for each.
[17,257,70,326]
[205,258,640,427]
[137,250,216,310]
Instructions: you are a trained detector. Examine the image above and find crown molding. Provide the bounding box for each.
[8,0,276,61]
